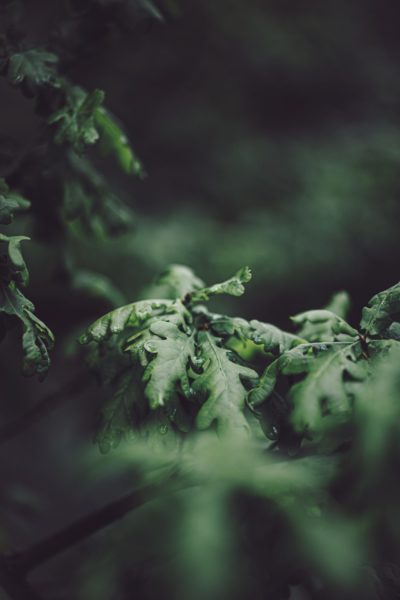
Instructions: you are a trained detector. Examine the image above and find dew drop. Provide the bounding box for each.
[159,425,169,435]
[268,425,279,440]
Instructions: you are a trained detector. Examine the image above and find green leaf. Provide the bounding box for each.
[251,342,367,442]
[49,87,105,154]
[0,281,54,378]
[124,301,191,367]
[193,331,257,434]
[0,179,30,225]
[142,320,195,408]
[208,313,302,354]
[352,342,400,486]
[192,266,252,302]
[80,299,172,344]
[0,233,30,287]
[360,282,400,338]
[287,343,367,440]
[94,107,145,177]
[7,49,58,88]
[291,309,358,342]
[243,319,303,354]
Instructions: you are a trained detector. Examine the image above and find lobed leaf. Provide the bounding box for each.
[291,309,358,342]
[80,299,172,344]
[360,282,400,338]
[250,341,367,443]
[0,281,54,378]
[193,331,258,434]
[142,320,195,408]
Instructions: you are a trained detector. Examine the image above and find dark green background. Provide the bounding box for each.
[0,1,400,598]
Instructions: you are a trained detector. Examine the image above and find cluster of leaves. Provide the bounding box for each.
[0,178,53,377]
[0,0,159,376]
[81,264,400,456]
[77,268,400,599]
[0,0,147,241]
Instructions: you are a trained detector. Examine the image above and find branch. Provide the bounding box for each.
[9,479,175,574]
[0,555,43,600]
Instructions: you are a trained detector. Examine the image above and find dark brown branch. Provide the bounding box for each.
[0,555,43,600]
[0,372,89,446]
[10,481,166,574]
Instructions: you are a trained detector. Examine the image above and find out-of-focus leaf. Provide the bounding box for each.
[325,291,351,320]
[0,178,30,225]
[0,233,30,287]
[94,107,145,177]
[7,48,58,88]
[72,269,125,307]
[63,154,136,236]
[49,86,105,153]
[0,281,54,378]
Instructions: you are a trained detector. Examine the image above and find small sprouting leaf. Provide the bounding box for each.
[0,178,30,225]
[94,107,145,177]
[193,331,258,434]
[7,49,58,88]
[360,282,400,338]
[148,264,205,300]
[49,86,105,153]
[0,281,54,378]
[142,320,195,408]
[325,291,351,320]
[192,266,252,302]
[291,310,358,342]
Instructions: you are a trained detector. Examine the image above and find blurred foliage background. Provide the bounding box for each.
[1,0,400,598]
